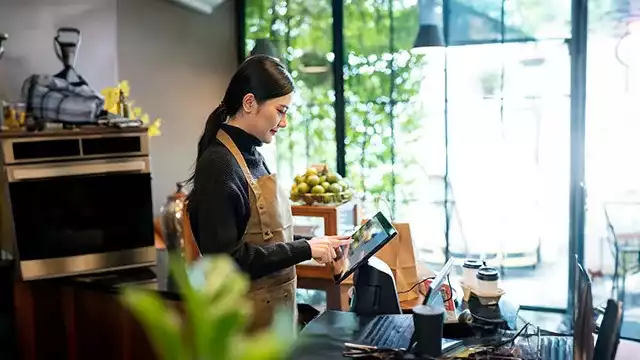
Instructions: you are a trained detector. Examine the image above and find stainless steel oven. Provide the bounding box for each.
[0,129,156,280]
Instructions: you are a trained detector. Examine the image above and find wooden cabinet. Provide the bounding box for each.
[14,280,164,360]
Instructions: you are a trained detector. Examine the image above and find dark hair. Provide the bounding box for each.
[186,55,294,188]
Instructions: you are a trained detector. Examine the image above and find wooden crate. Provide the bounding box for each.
[292,200,361,236]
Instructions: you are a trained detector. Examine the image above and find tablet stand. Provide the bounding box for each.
[349,256,402,315]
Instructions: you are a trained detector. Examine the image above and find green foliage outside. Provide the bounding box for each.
[245,0,425,215]
[120,256,297,360]
[244,0,621,220]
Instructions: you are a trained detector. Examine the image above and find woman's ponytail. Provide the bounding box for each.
[196,104,227,161]
[186,55,294,196]
[185,103,226,191]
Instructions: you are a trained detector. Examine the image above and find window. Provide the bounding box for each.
[343,0,425,217]
[240,0,639,323]
[244,0,336,184]
[584,0,640,335]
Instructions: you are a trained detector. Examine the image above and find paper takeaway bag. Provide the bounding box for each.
[375,222,421,302]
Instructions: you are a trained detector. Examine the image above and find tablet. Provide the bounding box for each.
[335,211,398,283]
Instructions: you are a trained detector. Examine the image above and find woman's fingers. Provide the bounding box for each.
[310,237,352,264]
[328,235,351,241]
[330,239,353,248]
[319,243,331,264]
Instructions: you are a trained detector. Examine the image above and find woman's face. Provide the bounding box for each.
[252,93,293,144]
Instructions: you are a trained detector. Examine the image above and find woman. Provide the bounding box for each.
[187,55,351,333]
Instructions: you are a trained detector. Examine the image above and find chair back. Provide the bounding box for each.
[593,299,624,360]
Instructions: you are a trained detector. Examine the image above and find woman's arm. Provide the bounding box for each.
[193,156,312,280]
[195,184,312,279]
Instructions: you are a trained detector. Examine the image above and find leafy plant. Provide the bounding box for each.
[120,255,296,360]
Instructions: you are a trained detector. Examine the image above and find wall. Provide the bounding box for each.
[117,0,237,211]
[0,0,118,100]
[0,0,238,212]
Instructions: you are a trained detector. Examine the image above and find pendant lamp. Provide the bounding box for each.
[413,0,444,49]
[250,38,279,59]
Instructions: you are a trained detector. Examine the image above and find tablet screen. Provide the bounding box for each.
[337,212,397,283]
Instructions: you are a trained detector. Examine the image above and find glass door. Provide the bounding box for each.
[406,0,573,310]
[584,0,640,339]
[442,40,572,309]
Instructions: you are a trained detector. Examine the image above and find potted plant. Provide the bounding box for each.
[120,255,296,360]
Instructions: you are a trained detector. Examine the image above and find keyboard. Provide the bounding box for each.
[539,336,573,360]
[358,315,461,353]
[358,315,414,349]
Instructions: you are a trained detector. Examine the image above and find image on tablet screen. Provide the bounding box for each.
[348,217,387,266]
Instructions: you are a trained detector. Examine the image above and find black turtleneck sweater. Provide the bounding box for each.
[188,124,312,280]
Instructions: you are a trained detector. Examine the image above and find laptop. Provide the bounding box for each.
[537,256,623,360]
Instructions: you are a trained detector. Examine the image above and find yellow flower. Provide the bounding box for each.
[101,87,120,114]
[100,80,163,138]
[140,113,150,125]
[119,80,131,98]
[148,119,162,137]
[132,106,143,119]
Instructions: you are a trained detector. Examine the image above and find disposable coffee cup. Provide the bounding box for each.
[412,305,444,358]
[462,259,483,288]
[476,266,500,295]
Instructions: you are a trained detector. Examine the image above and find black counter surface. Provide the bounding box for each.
[289,311,466,360]
[290,311,414,360]
[58,248,181,300]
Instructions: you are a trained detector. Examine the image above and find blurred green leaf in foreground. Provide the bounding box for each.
[120,255,297,360]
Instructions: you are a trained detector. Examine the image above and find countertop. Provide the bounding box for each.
[1,249,179,301]
[60,248,180,300]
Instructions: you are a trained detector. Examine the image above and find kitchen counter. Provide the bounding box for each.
[60,249,179,300]
[12,249,180,360]
[11,248,350,360]
[10,247,419,360]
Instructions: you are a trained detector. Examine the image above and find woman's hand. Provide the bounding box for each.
[331,244,350,277]
[307,236,352,264]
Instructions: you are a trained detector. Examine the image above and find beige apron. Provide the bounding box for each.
[216,129,297,334]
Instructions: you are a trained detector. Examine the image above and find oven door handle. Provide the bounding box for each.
[6,159,150,182]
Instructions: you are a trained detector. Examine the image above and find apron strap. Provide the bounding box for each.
[216,129,261,196]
